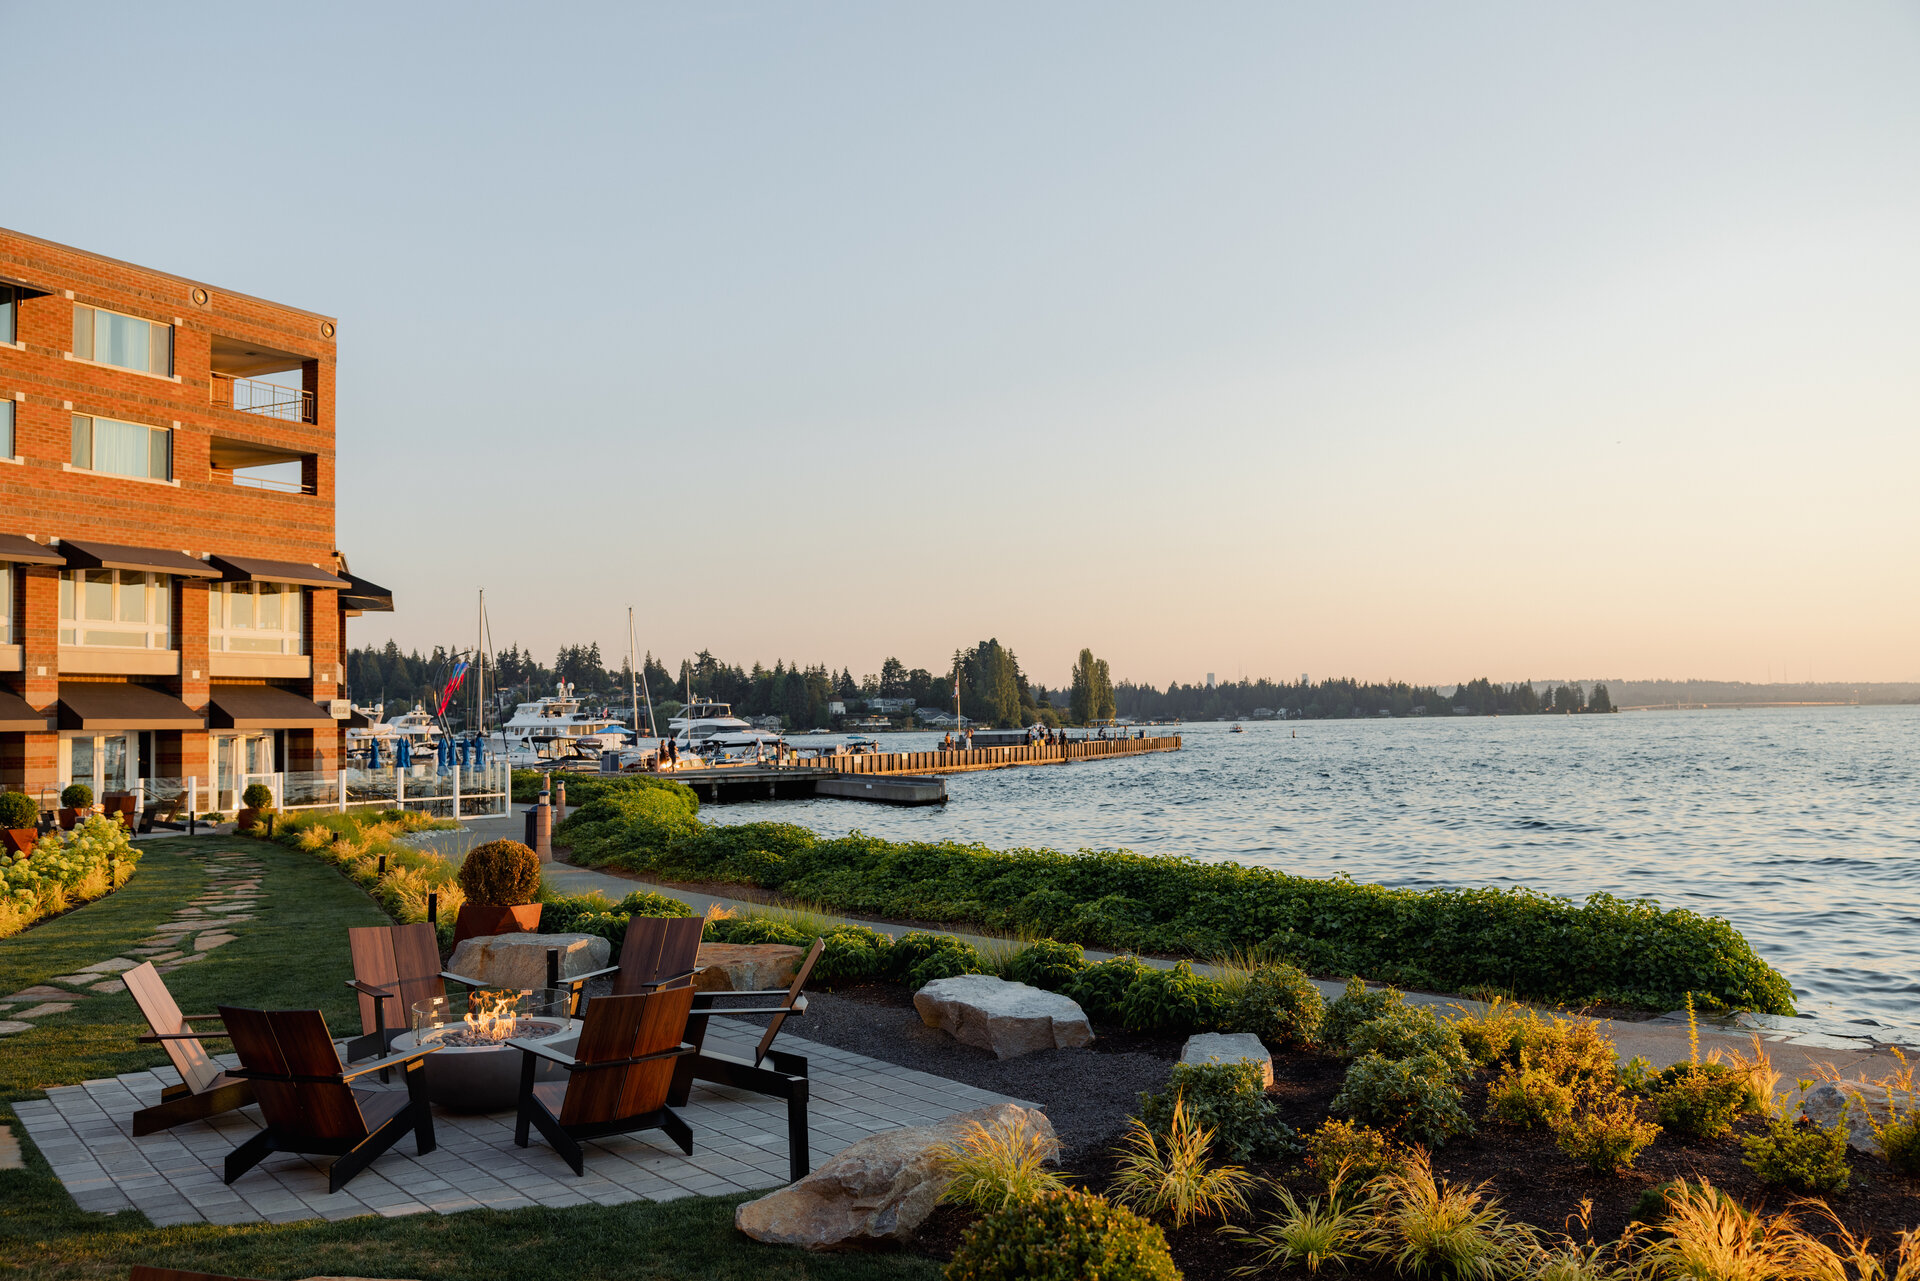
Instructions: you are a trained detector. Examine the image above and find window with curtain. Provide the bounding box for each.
[0,398,12,458]
[209,581,306,653]
[0,285,16,345]
[71,304,171,376]
[70,413,171,481]
[0,561,11,644]
[58,570,172,648]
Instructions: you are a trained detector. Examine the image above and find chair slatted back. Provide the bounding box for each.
[347,923,445,1036]
[220,1006,367,1143]
[558,986,694,1128]
[612,917,703,996]
[753,936,825,1065]
[124,961,221,1095]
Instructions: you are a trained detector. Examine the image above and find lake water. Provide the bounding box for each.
[710,709,1920,1036]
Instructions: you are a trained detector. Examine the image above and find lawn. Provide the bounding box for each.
[0,833,940,1281]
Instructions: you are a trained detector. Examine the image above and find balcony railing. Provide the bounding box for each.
[210,372,315,423]
[229,471,317,495]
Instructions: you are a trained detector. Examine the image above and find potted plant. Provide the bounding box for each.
[59,782,94,831]
[237,782,276,833]
[0,791,38,856]
[452,839,544,944]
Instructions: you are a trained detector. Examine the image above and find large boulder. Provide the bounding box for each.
[1800,1081,1914,1153]
[693,942,806,994]
[913,974,1093,1059]
[446,932,610,991]
[736,1103,1056,1249]
[1181,1032,1274,1087]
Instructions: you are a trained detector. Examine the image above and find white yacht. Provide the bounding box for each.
[666,700,784,764]
[491,683,631,767]
[346,702,445,759]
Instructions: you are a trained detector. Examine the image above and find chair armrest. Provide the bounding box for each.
[339,1043,442,1081]
[138,1031,233,1042]
[439,970,486,989]
[507,1037,578,1066]
[555,1043,694,1072]
[345,979,395,999]
[567,964,620,984]
[630,967,697,992]
[691,1004,804,1017]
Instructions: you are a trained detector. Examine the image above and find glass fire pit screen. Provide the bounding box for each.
[412,988,572,1048]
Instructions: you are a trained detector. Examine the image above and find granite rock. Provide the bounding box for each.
[913,975,1093,1059]
[447,932,611,991]
[693,943,806,994]
[1180,1031,1274,1087]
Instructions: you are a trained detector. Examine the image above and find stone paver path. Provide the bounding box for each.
[0,848,262,1039]
[14,1018,1029,1225]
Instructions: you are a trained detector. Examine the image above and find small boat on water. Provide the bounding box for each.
[1230,723,1245,733]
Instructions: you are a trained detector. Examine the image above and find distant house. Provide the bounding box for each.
[828,700,847,716]
[868,697,916,713]
[918,710,974,728]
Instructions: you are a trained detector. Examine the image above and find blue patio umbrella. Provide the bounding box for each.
[396,738,412,769]
[439,737,454,771]
[368,738,383,770]
[458,738,471,770]
[473,737,489,768]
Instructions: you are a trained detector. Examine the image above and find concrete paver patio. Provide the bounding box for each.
[14,1017,1027,1226]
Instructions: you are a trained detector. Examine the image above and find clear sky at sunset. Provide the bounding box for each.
[7,3,1917,688]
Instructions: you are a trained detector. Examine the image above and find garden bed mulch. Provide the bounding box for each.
[782,981,1919,1279]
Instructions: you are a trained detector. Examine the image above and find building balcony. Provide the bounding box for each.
[210,372,314,424]
[208,435,321,497]
[209,334,319,426]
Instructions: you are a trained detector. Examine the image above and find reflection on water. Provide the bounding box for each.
[712,709,1920,1035]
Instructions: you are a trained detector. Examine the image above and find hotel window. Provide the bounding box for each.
[0,285,17,344]
[0,561,11,644]
[71,413,172,481]
[72,304,172,376]
[0,398,12,457]
[59,570,172,649]
[208,581,305,654]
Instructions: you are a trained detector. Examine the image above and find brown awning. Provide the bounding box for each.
[58,541,220,578]
[207,684,336,730]
[0,689,53,732]
[339,572,393,613]
[57,683,204,731]
[208,555,349,590]
[0,534,64,566]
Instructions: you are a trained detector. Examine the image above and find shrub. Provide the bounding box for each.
[890,931,987,989]
[0,815,141,938]
[0,792,38,829]
[1368,1149,1533,1281]
[540,890,695,943]
[1332,1053,1474,1148]
[1651,1063,1756,1140]
[1118,961,1225,1036]
[1224,962,1325,1050]
[1874,1109,1920,1176]
[945,1189,1178,1281]
[615,889,693,917]
[1302,1118,1404,1188]
[1323,977,1404,1055]
[1740,1117,1850,1193]
[1230,1179,1369,1275]
[1109,1095,1253,1228]
[1061,956,1148,1023]
[699,910,895,985]
[933,1112,1066,1212]
[1552,1089,1660,1175]
[241,783,275,811]
[1485,1064,1575,1129]
[1347,1003,1469,1076]
[455,839,541,906]
[1007,939,1087,991]
[60,783,93,810]
[1137,1061,1298,1165]
[1453,1002,1619,1086]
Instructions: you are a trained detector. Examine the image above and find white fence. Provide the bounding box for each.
[48,761,514,827]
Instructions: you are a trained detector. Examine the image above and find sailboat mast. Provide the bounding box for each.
[627,607,640,742]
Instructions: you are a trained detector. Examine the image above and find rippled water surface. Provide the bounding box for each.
[712,709,1920,1033]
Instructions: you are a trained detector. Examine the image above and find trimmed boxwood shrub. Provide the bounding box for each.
[241,783,275,811]
[456,839,541,906]
[1007,939,1087,991]
[0,792,37,829]
[945,1189,1178,1281]
[1225,962,1324,1050]
[61,783,93,810]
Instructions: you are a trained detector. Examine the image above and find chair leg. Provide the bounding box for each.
[525,1104,583,1175]
[131,1079,255,1137]
[786,1083,810,1183]
[328,1111,414,1194]
[660,1106,694,1156]
[224,1129,276,1185]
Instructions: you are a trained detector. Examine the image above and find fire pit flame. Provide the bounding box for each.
[461,990,521,1043]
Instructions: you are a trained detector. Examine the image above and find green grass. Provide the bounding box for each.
[0,834,941,1281]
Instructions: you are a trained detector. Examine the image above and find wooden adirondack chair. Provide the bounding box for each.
[511,985,697,1175]
[344,921,485,1062]
[555,915,703,1012]
[124,961,256,1136]
[130,1268,263,1281]
[219,1005,440,1193]
[666,936,823,1182]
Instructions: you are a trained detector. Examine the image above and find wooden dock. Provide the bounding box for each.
[651,734,1182,807]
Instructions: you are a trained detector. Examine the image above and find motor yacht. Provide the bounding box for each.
[491,683,631,767]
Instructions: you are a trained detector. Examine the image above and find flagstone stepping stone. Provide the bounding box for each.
[193,933,237,951]
[7,986,71,1000]
[79,958,140,974]
[1,1122,23,1170]
[16,1003,75,1018]
[150,952,183,964]
[88,980,126,994]
[49,974,97,987]
[0,1022,32,1036]
[158,955,208,972]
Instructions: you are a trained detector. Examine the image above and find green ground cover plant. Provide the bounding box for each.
[946,1189,1178,1281]
[546,773,1794,1012]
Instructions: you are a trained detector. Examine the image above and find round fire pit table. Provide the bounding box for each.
[392,988,579,1112]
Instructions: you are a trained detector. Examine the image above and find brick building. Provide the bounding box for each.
[0,226,390,814]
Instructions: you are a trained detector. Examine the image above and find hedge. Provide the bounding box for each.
[553,779,1795,1014]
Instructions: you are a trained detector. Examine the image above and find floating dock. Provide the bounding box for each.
[646,734,1181,807]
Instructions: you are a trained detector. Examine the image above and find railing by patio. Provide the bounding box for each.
[210,372,315,423]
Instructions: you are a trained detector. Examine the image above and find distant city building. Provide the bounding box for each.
[1206,673,1216,689]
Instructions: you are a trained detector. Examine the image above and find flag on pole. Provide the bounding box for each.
[435,661,471,717]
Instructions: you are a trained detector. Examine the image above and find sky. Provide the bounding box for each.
[6,3,1918,689]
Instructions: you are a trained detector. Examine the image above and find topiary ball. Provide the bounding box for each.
[945,1189,1178,1281]
[61,783,94,810]
[0,791,37,829]
[457,839,541,906]
[241,783,275,811]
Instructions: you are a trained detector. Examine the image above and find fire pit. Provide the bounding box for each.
[390,988,578,1112]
